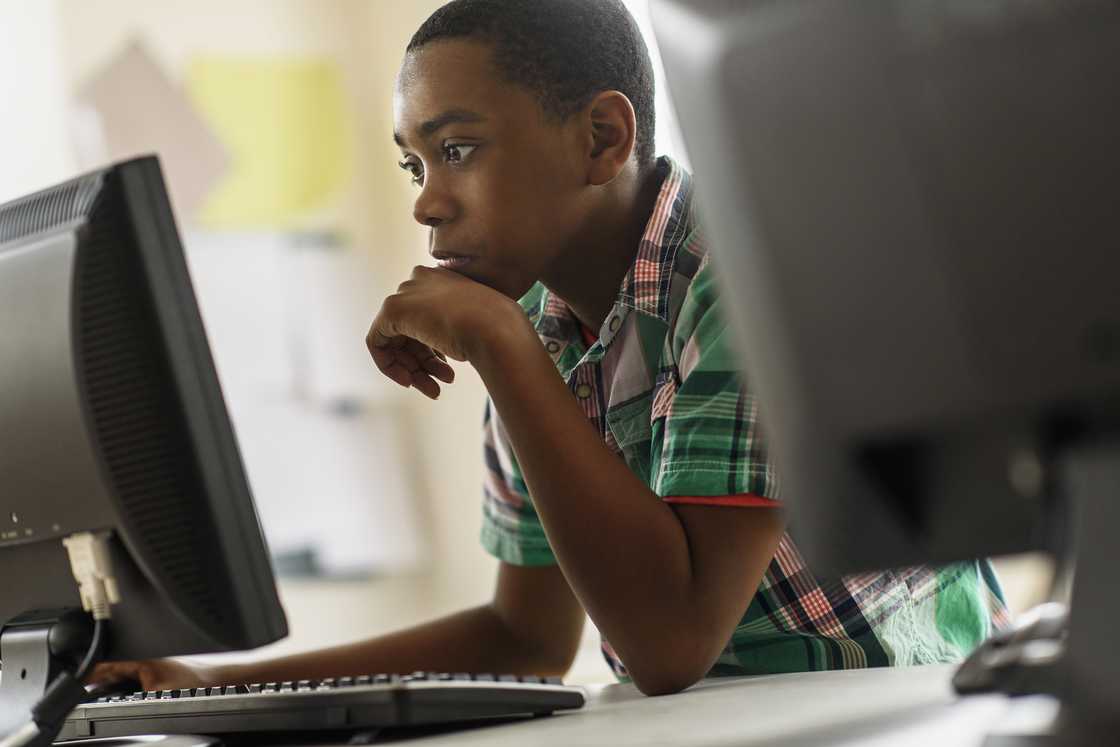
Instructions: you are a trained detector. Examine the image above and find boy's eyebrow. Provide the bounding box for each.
[393,109,487,147]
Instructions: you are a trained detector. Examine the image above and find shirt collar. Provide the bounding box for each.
[613,155,693,322]
[525,156,694,346]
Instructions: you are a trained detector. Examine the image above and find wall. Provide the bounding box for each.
[0,1,74,202]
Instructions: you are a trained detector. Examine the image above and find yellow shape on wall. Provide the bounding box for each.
[186,57,354,229]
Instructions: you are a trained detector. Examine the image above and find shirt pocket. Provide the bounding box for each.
[605,392,655,484]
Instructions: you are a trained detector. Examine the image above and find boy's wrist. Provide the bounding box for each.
[465,302,541,375]
[204,660,247,686]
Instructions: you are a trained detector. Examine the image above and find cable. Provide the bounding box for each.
[74,619,106,683]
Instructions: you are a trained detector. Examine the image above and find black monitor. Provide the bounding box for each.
[0,156,288,741]
[652,0,1120,739]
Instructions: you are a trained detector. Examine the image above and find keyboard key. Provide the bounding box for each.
[160,690,174,699]
[545,677,564,685]
[498,675,518,683]
[263,682,279,692]
[338,677,354,687]
[373,674,391,684]
[223,686,239,696]
[520,676,541,684]
[318,678,335,688]
[296,680,313,691]
[248,684,262,694]
[144,691,159,700]
[178,689,193,699]
[355,675,371,686]
[208,687,224,697]
[279,682,295,692]
[452,673,471,681]
[474,674,494,682]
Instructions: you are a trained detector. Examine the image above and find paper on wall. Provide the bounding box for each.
[74,39,230,221]
[185,56,355,230]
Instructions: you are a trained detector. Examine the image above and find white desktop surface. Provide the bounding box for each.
[350,664,1057,746]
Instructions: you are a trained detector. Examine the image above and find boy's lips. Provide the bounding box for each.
[432,252,474,270]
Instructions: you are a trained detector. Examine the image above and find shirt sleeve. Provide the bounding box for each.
[651,260,782,502]
[479,398,558,566]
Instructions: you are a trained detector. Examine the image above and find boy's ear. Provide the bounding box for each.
[583,91,637,186]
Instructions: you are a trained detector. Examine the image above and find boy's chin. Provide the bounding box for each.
[454,265,535,301]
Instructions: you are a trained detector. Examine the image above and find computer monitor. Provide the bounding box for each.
[0,156,288,740]
[652,0,1120,737]
[649,0,1119,573]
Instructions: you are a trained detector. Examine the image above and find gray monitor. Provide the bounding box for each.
[652,0,1120,737]
[0,156,288,739]
[650,0,1119,575]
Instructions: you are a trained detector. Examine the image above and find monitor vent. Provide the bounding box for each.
[76,182,232,640]
[0,172,104,245]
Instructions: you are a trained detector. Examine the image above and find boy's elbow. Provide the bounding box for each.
[625,640,717,697]
[631,669,703,697]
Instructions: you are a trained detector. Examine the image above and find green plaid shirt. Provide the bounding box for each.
[481,156,1009,680]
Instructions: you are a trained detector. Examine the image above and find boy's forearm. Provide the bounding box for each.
[469,323,738,693]
[213,603,568,685]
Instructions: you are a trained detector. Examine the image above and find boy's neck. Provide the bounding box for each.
[543,161,665,333]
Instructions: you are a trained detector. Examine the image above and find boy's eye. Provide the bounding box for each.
[398,157,424,186]
[442,143,477,164]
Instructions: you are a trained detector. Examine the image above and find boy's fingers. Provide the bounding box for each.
[369,347,406,383]
[370,340,426,386]
[400,339,454,384]
[381,359,416,389]
[87,660,138,685]
[422,355,455,383]
[410,371,442,400]
[389,347,424,375]
[372,349,446,397]
[367,328,450,393]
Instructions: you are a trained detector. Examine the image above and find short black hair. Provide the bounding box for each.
[408,0,656,166]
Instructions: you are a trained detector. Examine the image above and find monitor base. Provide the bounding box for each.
[0,608,95,747]
[975,444,1120,746]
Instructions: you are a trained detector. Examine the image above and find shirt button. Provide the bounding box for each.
[575,383,593,399]
[545,341,560,354]
[608,316,621,333]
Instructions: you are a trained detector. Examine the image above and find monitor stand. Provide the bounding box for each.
[0,608,95,747]
[978,443,1120,745]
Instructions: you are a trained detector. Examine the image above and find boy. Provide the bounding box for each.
[97,0,1007,696]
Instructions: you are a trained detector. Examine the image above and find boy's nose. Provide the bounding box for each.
[413,180,456,227]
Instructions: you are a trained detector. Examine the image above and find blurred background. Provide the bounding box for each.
[0,0,1050,685]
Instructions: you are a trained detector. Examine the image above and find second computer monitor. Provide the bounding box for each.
[651,0,1120,574]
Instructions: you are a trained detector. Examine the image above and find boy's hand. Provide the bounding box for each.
[366,266,530,399]
[88,658,220,692]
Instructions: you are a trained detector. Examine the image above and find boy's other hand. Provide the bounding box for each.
[366,266,529,399]
[87,658,219,693]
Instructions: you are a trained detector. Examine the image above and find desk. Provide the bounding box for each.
[354,665,1057,746]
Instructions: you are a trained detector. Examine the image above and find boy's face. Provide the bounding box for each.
[394,40,589,300]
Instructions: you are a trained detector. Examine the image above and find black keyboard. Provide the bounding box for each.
[59,672,586,740]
